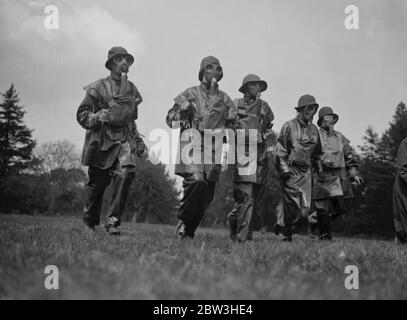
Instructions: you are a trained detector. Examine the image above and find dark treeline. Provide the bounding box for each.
[0,84,405,238]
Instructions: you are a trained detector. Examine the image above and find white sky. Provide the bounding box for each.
[0,0,406,177]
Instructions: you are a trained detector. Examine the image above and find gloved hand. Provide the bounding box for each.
[180,99,193,112]
[353,175,364,185]
[179,99,197,129]
[277,157,292,181]
[94,109,111,123]
[349,167,364,185]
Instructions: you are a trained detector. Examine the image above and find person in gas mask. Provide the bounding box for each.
[275,95,322,242]
[227,74,275,242]
[77,47,146,235]
[310,107,363,240]
[166,56,235,239]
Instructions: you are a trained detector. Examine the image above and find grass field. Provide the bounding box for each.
[0,214,406,300]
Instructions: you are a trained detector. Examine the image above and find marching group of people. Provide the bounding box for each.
[76,47,407,244]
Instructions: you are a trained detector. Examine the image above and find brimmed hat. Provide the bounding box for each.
[296,94,319,110]
[198,56,223,81]
[239,74,268,94]
[317,106,339,126]
[105,47,134,71]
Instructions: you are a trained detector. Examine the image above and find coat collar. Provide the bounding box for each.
[319,126,337,137]
[200,81,219,93]
[296,114,311,128]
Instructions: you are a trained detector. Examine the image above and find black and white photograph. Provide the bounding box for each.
[0,0,406,304]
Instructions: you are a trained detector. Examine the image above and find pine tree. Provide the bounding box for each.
[359,126,380,162]
[381,101,407,162]
[355,102,407,236]
[0,84,36,177]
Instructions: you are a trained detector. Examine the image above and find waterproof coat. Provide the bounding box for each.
[166,83,235,182]
[276,116,321,222]
[77,76,143,169]
[393,138,407,238]
[233,97,274,184]
[312,128,356,200]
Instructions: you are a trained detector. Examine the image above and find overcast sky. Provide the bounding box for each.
[0,0,406,173]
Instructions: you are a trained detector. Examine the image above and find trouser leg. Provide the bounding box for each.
[227,187,238,241]
[308,211,319,238]
[272,200,285,235]
[273,182,285,234]
[177,174,215,238]
[83,166,111,227]
[281,189,302,240]
[308,199,319,238]
[189,180,216,235]
[315,198,332,240]
[227,211,238,241]
[255,183,272,233]
[331,197,345,221]
[229,182,255,242]
[281,171,312,241]
[275,199,285,227]
[105,165,135,228]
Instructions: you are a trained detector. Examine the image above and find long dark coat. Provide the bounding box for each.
[233,97,274,184]
[275,116,322,225]
[76,76,143,169]
[393,138,407,239]
[166,84,235,182]
[312,128,356,200]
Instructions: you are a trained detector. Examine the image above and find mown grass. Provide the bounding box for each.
[0,214,406,300]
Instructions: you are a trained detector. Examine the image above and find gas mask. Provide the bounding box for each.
[247,83,262,99]
[203,63,223,84]
[112,55,132,75]
[320,115,336,130]
[301,105,318,121]
[110,55,133,98]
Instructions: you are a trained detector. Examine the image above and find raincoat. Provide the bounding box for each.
[227,97,274,241]
[77,76,144,169]
[311,127,358,239]
[313,128,356,200]
[166,82,235,238]
[233,97,274,184]
[76,75,144,229]
[276,115,321,227]
[166,83,235,182]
